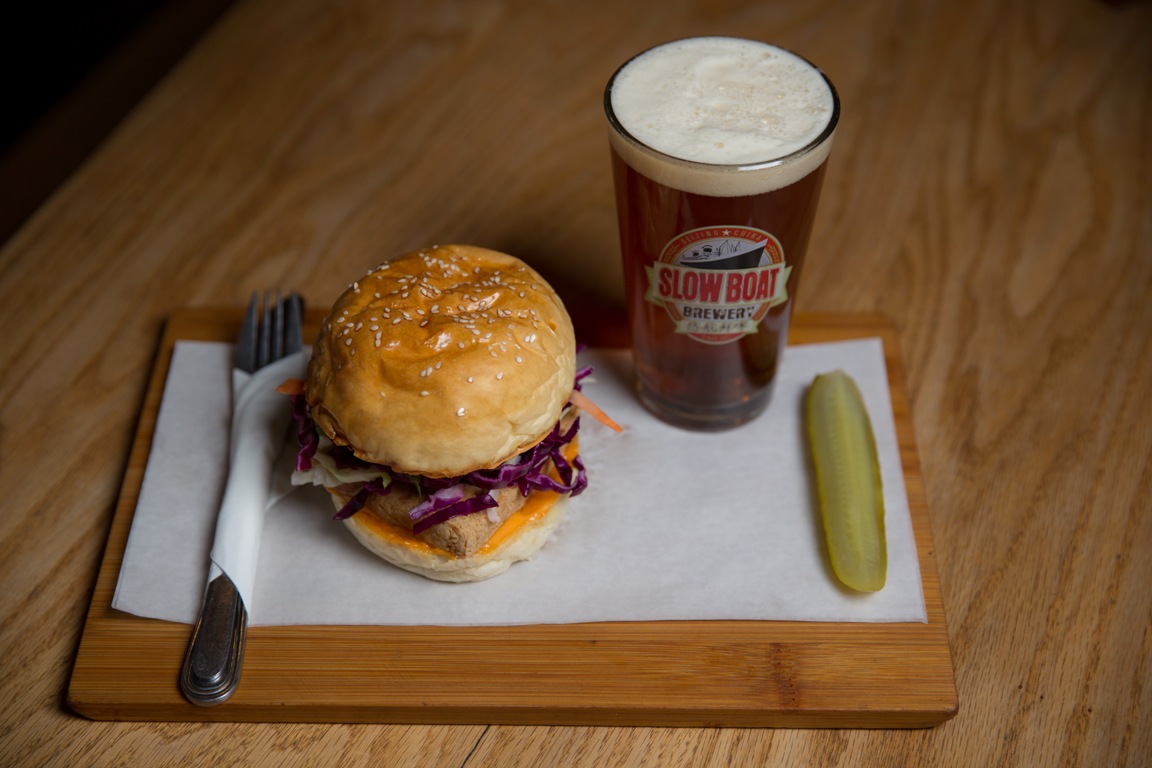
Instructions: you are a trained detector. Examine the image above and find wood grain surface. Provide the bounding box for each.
[2,0,1150,765]
[66,310,954,728]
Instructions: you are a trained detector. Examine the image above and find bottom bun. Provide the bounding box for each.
[331,492,569,583]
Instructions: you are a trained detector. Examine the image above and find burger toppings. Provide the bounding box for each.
[286,383,590,534]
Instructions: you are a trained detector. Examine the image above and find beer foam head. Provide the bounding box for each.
[607,37,838,197]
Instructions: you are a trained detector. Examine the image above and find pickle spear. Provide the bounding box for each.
[806,370,887,592]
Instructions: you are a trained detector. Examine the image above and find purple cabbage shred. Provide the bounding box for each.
[285,375,589,533]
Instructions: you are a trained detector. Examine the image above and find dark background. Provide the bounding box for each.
[0,0,236,246]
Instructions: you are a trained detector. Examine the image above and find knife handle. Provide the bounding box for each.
[180,573,248,706]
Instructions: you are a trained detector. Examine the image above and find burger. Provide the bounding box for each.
[283,245,617,582]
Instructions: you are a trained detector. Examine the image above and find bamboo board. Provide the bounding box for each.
[68,309,957,727]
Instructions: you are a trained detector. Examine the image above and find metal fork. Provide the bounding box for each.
[180,290,303,706]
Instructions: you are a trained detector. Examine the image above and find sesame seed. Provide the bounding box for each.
[496,372,504,379]
[456,407,465,416]
[421,391,429,396]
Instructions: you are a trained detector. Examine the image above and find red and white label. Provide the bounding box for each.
[644,226,790,344]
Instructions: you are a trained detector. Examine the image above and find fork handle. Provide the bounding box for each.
[180,573,248,706]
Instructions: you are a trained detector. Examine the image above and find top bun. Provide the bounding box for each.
[306,245,577,478]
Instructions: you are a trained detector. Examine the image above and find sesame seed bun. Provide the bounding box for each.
[305,245,577,478]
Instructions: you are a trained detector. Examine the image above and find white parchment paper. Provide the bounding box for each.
[112,338,925,626]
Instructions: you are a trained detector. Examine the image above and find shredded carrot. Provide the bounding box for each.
[570,389,623,432]
[276,377,306,396]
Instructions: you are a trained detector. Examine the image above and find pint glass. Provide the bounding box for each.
[605,37,839,430]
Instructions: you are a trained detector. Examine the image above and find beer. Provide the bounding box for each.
[605,37,839,430]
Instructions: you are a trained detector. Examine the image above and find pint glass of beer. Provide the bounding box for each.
[605,37,839,430]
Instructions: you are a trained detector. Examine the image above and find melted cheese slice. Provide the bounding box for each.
[338,439,578,559]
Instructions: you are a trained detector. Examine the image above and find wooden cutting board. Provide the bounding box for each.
[67,309,957,727]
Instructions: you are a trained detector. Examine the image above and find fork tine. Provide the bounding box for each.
[236,292,259,372]
[284,293,304,355]
[271,289,285,362]
[258,290,274,368]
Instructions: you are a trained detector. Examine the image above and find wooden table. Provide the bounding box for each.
[3,0,1149,764]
